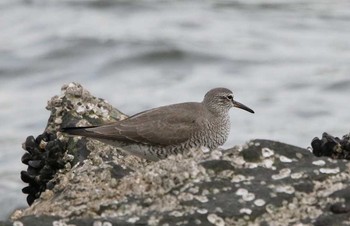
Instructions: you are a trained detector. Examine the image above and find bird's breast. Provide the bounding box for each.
[194,115,230,149]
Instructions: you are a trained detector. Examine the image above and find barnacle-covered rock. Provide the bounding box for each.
[8,138,350,226]
[19,82,128,206]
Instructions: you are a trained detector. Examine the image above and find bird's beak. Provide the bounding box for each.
[232,100,255,114]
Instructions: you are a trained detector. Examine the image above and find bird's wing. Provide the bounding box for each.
[80,102,204,146]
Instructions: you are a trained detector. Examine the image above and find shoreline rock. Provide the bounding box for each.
[20,83,128,206]
[2,83,350,226]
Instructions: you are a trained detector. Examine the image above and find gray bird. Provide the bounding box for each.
[61,87,254,161]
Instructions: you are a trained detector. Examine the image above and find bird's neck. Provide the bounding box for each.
[208,107,230,118]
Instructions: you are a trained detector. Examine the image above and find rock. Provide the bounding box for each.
[2,83,350,226]
[17,83,128,206]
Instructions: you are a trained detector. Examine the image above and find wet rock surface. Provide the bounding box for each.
[2,83,350,226]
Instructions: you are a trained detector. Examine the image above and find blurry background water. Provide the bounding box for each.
[1,0,350,219]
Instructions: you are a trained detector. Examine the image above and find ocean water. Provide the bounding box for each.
[1,0,350,220]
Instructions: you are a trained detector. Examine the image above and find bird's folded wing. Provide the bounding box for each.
[84,104,202,146]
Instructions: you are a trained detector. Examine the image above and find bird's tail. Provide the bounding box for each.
[60,126,98,137]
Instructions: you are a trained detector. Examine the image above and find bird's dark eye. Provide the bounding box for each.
[227,95,233,100]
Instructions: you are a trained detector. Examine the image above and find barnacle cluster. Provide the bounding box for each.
[312,132,350,159]
[21,132,66,205]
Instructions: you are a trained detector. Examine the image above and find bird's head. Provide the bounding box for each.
[203,87,255,115]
